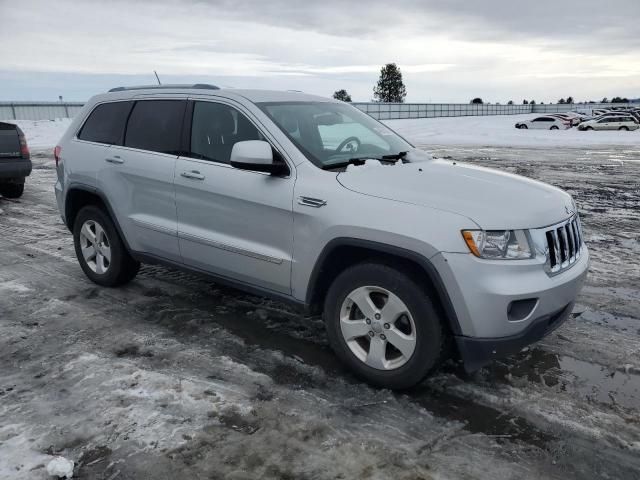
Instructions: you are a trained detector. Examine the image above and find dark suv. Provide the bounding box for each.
[0,122,31,198]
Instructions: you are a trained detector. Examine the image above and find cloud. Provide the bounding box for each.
[0,0,638,102]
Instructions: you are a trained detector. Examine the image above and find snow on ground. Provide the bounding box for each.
[385,114,640,148]
[11,119,72,152]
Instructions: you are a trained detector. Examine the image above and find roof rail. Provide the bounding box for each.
[108,84,220,93]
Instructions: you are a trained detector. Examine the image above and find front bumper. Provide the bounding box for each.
[455,302,573,372]
[0,158,32,179]
[431,245,589,371]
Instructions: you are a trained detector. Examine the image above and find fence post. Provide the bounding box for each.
[10,103,16,120]
[63,104,70,118]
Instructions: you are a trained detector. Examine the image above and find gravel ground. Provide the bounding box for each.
[1,145,639,479]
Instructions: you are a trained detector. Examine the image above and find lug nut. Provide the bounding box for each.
[374,313,381,320]
[365,318,371,324]
[380,334,386,340]
[383,323,390,329]
[368,331,375,337]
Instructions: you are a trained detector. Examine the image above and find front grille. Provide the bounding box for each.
[544,215,584,274]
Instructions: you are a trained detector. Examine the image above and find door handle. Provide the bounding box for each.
[105,156,124,164]
[180,170,205,180]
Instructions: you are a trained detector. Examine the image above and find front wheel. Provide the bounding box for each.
[550,125,559,130]
[324,262,444,389]
[73,206,140,286]
[619,126,629,131]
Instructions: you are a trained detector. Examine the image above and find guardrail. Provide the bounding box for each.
[0,100,636,121]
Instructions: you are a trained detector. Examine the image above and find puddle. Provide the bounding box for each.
[488,348,640,410]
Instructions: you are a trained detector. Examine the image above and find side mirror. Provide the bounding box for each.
[230,140,288,175]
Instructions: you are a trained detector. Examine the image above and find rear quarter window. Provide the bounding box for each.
[124,100,185,154]
[78,101,132,145]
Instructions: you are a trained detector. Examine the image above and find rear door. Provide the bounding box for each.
[174,99,295,294]
[98,98,186,262]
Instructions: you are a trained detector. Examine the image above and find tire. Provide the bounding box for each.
[0,182,24,198]
[619,126,629,131]
[323,262,444,389]
[586,126,594,131]
[521,125,528,129]
[550,125,559,130]
[73,205,140,287]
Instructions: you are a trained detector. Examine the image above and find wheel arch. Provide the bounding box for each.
[64,185,133,254]
[306,238,463,336]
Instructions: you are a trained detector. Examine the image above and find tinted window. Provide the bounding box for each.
[190,102,264,164]
[124,100,185,154]
[78,102,132,144]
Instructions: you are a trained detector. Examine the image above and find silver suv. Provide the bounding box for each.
[54,85,589,388]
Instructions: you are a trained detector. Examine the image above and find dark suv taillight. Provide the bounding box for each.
[17,128,30,159]
[54,145,62,166]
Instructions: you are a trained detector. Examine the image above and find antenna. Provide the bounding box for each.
[153,71,162,85]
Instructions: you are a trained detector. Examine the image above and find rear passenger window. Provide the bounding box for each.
[124,100,186,154]
[78,102,132,145]
[189,102,264,164]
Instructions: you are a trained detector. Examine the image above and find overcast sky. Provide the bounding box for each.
[1,0,638,102]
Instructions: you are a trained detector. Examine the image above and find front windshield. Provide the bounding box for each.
[258,101,413,168]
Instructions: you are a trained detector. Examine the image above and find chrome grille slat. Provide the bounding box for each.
[542,214,584,275]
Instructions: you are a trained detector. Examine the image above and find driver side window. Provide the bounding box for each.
[189,102,264,164]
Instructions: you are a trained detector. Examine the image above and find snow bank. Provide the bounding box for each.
[384,114,640,148]
[10,119,72,151]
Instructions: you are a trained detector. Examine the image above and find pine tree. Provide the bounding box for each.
[373,63,407,103]
[332,89,352,102]
[470,97,483,104]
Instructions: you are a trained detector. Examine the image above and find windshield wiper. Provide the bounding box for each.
[381,151,408,162]
[321,157,379,170]
[322,152,408,170]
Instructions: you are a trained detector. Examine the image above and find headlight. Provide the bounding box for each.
[462,230,533,259]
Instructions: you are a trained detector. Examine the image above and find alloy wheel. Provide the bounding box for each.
[79,220,111,274]
[339,286,417,370]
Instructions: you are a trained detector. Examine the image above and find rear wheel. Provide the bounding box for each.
[0,182,24,198]
[619,126,629,131]
[73,205,139,286]
[324,262,444,389]
[550,125,559,130]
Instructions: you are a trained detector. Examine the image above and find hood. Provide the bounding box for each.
[337,159,574,230]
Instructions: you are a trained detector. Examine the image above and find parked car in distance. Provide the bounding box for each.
[547,113,581,126]
[515,116,570,130]
[55,85,589,389]
[0,122,31,198]
[578,115,639,131]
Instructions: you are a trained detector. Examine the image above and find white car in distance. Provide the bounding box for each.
[515,116,570,130]
[578,115,639,131]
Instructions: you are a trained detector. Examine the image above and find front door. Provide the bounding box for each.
[174,100,295,294]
